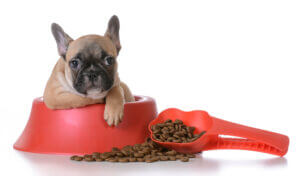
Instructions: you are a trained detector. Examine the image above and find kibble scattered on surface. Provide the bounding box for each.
[70,138,195,163]
[70,119,206,163]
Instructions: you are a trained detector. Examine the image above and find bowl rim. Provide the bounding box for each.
[35,95,155,106]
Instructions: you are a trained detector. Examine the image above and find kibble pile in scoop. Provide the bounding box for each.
[70,119,206,163]
[151,119,206,143]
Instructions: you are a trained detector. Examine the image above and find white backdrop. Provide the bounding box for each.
[0,0,299,175]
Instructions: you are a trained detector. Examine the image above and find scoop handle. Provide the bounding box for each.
[203,117,289,156]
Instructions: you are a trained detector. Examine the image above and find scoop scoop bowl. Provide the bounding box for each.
[149,108,289,156]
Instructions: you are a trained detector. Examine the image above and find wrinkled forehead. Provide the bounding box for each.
[66,35,117,60]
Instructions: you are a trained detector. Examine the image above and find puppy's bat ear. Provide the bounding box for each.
[105,15,121,54]
[51,23,73,59]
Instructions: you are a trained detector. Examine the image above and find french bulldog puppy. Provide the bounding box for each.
[43,15,135,126]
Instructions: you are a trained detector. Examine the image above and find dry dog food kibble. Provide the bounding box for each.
[70,156,83,161]
[70,138,195,163]
[151,119,206,143]
[70,119,205,163]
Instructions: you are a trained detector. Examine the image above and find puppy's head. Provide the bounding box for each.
[51,15,121,97]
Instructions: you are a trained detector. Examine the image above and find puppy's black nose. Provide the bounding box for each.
[87,72,98,81]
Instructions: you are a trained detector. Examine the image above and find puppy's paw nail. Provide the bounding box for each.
[104,113,109,121]
[107,119,113,126]
[114,120,119,126]
[117,111,124,125]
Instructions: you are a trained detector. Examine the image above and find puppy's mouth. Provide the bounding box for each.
[86,88,108,99]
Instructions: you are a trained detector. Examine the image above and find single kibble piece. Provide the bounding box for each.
[168,156,176,161]
[145,158,153,163]
[144,154,152,159]
[160,156,169,161]
[180,157,189,162]
[121,150,130,156]
[100,153,111,159]
[115,152,124,157]
[111,147,120,152]
[84,155,95,162]
[176,154,184,159]
[174,119,183,124]
[134,152,144,158]
[186,154,196,158]
[165,119,172,123]
[129,157,137,162]
[70,155,77,160]
[151,156,159,162]
[118,157,129,162]
[74,156,83,161]
[106,158,118,162]
[165,150,177,156]
[137,158,145,162]
[95,158,104,162]
[92,152,101,157]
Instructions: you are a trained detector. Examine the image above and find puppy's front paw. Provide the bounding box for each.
[104,104,124,126]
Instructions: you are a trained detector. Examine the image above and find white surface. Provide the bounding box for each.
[0,0,299,175]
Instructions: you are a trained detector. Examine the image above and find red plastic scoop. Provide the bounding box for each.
[149,108,289,156]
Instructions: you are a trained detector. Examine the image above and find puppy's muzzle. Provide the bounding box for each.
[84,69,113,91]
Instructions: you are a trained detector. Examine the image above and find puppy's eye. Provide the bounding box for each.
[70,59,79,69]
[104,56,114,66]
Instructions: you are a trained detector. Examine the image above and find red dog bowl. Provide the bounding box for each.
[14,96,157,155]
